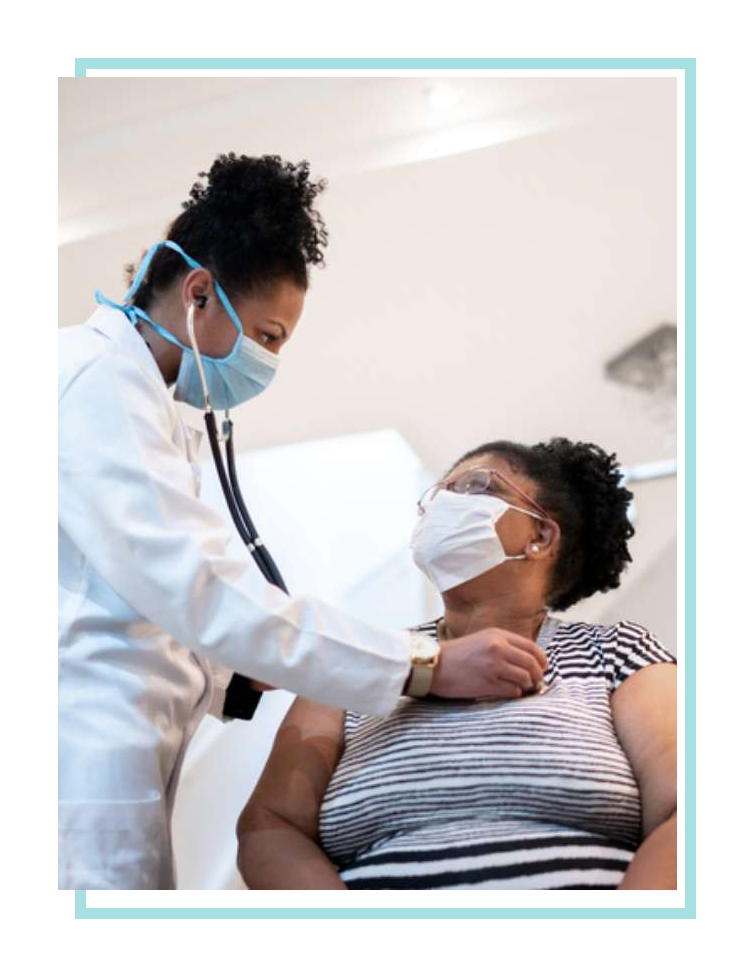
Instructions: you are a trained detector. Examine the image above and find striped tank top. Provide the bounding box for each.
[318,617,675,889]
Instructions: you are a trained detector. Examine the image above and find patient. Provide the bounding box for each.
[236,438,676,889]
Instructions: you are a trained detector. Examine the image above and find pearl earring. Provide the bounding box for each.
[531,544,540,553]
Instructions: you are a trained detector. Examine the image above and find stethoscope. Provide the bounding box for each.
[186,299,287,718]
[185,299,288,594]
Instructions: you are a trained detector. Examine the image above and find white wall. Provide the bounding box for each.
[560,476,677,654]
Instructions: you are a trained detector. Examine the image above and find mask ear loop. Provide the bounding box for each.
[186,302,211,412]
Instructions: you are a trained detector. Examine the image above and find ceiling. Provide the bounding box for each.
[59,75,675,245]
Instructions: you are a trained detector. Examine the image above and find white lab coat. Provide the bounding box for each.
[58,307,413,890]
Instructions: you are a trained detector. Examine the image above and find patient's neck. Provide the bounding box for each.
[440,588,548,643]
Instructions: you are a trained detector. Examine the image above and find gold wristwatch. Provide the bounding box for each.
[403,633,442,698]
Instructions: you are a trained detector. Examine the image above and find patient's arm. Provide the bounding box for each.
[612,663,677,889]
[236,697,348,889]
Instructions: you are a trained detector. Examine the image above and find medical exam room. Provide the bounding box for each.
[58,74,678,892]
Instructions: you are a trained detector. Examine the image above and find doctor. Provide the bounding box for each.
[58,152,549,889]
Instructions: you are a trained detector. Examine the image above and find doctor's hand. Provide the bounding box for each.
[430,628,547,700]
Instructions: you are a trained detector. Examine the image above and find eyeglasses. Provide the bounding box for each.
[417,466,552,520]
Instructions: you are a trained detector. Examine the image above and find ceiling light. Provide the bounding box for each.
[426,84,462,111]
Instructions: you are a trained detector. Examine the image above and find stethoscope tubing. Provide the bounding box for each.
[204,409,289,720]
[204,412,288,592]
[224,423,288,592]
[187,301,288,591]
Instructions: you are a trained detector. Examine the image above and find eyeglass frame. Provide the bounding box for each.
[417,466,553,521]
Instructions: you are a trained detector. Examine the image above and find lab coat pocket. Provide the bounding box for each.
[58,792,170,890]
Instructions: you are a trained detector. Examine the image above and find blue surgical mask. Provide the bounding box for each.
[95,240,280,410]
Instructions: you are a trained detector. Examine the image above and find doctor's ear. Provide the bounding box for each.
[529,519,560,558]
[181,267,214,311]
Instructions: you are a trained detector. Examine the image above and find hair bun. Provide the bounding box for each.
[541,438,633,606]
[126,152,328,307]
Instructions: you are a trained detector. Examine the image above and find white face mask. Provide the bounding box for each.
[410,489,543,593]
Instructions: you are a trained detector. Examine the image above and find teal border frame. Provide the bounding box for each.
[71,57,695,920]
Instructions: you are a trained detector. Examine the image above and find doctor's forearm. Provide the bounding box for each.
[237,812,347,890]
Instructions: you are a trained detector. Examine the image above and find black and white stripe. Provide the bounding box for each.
[319,617,675,889]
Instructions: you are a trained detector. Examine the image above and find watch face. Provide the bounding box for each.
[410,635,439,666]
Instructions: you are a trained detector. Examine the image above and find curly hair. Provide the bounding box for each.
[125,153,328,307]
[449,438,634,611]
